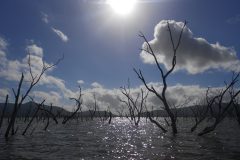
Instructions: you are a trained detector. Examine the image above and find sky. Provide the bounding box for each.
[0,0,240,112]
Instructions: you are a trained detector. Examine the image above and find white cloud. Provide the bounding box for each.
[0,37,218,112]
[91,82,103,88]
[0,37,7,50]
[26,44,43,57]
[0,37,229,113]
[41,12,49,24]
[145,83,206,108]
[0,88,10,101]
[31,91,61,105]
[0,37,7,57]
[77,82,207,114]
[0,43,50,82]
[77,80,85,85]
[0,51,5,57]
[140,20,240,74]
[41,75,76,98]
[81,87,121,112]
[0,34,236,115]
[51,27,69,42]
[0,39,75,103]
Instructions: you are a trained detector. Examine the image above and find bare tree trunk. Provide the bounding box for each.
[0,95,8,131]
[198,76,240,136]
[134,21,187,134]
[5,74,24,138]
[5,54,62,138]
[233,103,240,125]
[22,100,45,135]
[44,104,52,131]
[148,112,167,133]
[120,84,148,126]
[89,110,95,120]
[108,112,112,124]
[164,117,170,126]
[24,105,32,123]
[62,86,82,124]
[62,108,81,124]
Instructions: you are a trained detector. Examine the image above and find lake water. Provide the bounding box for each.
[0,118,240,160]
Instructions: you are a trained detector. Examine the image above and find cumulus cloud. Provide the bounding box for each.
[51,27,69,42]
[91,82,103,88]
[0,37,7,57]
[0,37,226,113]
[0,37,213,113]
[31,91,61,104]
[140,20,240,74]
[0,37,7,50]
[146,83,206,109]
[41,75,76,98]
[82,87,120,111]
[77,83,208,114]
[0,43,49,82]
[0,38,75,104]
[0,88,10,101]
[26,44,43,57]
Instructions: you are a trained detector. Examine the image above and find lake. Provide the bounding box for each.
[0,118,240,160]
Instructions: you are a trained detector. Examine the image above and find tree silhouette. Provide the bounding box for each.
[134,20,187,134]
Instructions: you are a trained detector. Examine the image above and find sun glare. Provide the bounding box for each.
[107,0,137,15]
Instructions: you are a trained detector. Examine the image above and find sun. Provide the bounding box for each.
[107,0,137,15]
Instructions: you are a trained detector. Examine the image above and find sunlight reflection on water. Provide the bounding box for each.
[0,118,240,159]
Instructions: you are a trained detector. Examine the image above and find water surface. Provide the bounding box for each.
[0,118,240,160]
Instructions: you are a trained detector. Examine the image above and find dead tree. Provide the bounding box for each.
[190,88,220,132]
[147,112,167,132]
[62,86,83,124]
[108,106,113,124]
[134,21,187,134]
[5,54,63,138]
[44,104,52,130]
[39,105,58,124]
[0,95,8,131]
[233,98,240,125]
[22,100,45,135]
[120,80,148,126]
[116,105,124,118]
[198,73,240,136]
[55,108,64,119]
[87,93,97,120]
[24,103,33,123]
[229,83,240,125]
[94,94,103,120]
[143,100,167,132]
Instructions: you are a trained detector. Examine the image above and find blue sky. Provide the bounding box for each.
[0,0,240,110]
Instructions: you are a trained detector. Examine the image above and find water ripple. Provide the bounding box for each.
[0,118,240,159]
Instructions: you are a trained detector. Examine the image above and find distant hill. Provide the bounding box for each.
[142,103,239,117]
[0,102,115,118]
[0,102,69,117]
[0,102,239,118]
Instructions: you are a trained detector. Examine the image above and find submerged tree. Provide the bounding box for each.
[22,99,46,136]
[62,86,83,124]
[134,20,187,134]
[0,95,8,131]
[190,88,220,132]
[197,73,240,136]
[5,53,63,138]
[119,80,148,126]
[115,105,125,118]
